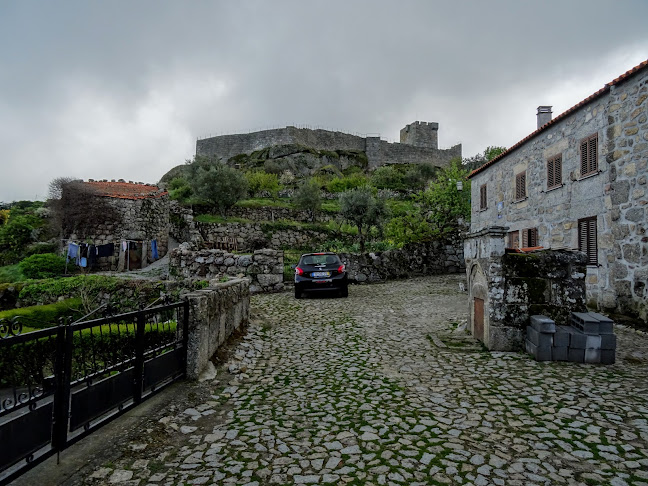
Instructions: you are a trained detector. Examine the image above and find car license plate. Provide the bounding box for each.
[312,271,330,278]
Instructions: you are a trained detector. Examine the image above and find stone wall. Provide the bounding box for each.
[196,123,460,170]
[227,206,334,223]
[468,65,647,323]
[606,69,648,322]
[183,278,249,379]
[339,239,465,283]
[169,204,333,253]
[464,227,588,351]
[169,246,284,294]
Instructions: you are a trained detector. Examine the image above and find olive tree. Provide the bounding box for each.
[339,187,388,253]
[293,178,321,221]
[191,162,248,216]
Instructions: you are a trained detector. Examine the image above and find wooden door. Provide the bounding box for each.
[474,298,484,341]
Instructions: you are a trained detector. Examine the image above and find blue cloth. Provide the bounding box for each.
[67,243,79,259]
[79,257,87,268]
[151,239,158,260]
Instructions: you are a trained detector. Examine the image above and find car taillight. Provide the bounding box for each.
[337,265,345,273]
[295,267,304,276]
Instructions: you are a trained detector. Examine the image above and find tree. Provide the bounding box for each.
[191,162,248,216]
[463,145,507,172]
[244,170,281,199]
[293,178,322,221]
[386,159,470,246]
[339,187,388,252]
[47,178,119,239]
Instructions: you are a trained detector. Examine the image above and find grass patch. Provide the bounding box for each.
[235,198,292,209]
[0,264,24,283]
[0,298,83,329]
[194,214,253,224]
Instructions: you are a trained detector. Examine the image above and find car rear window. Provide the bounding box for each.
[301,254,340,265]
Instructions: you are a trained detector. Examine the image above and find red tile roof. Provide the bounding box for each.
[468,58,648,179]
[84,180,168,200]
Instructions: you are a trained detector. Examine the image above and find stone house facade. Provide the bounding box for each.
[465,59,648,346]
[64,180,170,271]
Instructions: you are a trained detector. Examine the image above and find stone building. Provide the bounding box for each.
[196,122,461,169]
[63,180,170,271]
[464,59,648,348]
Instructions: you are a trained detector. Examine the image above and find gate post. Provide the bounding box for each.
[181,299,190,378]
[52,317,73,453]
[133,309,145,405]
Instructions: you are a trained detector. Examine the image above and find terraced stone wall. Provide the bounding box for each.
[340,239,465,283]
[183,278,250,379]
[169,246,284,294]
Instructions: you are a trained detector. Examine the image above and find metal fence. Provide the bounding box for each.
[0,300,190,484]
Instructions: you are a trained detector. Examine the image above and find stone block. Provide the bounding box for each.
[569,329,602,349]
[525,339,552,362]
[600,333,617,350]
[568,348,585,363]
[586,312,614,334]
[601,349,616,365]
[529,315,556,333]
[526,326,553,347]
[584,348,601,364]
[552,346,569,361]
[554,326,571,347]
[571,312,600,334]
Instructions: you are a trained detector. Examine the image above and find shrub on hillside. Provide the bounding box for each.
[371,166,404,190]
[245,171,282,198]
[18,253,66,279]
[326,173,369,193]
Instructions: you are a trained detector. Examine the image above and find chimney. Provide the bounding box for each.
[537,106,552,129]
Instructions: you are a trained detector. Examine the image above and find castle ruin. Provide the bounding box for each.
[196,122,461,169]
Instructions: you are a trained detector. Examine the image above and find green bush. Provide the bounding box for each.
[371,166,404,190]
[244,171,282,198]
[18,253,66,279]
[326,173,369,193]
[0,298,83,329]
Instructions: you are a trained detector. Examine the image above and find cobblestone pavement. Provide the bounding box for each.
[85,275,648,486]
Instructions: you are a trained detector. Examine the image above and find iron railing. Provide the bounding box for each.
[0,300,190,484]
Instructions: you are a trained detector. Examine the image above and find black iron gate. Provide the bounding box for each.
[0,300,189,484]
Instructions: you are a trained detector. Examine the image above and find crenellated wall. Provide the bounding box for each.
[196,123,461,169]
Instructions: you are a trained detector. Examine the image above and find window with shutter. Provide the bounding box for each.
[580,134,598,177]
[515,172,527,201]
[521,228,538,248]
[578,216,597,265]
[480,184,487,210]
[547,155,562,189]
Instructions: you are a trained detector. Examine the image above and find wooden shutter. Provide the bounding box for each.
[515,172,526,200]
[547,155,562,189]
[578,216,597,265]
[480,184,487,210]
[580,134,598,177]
[529,228,538,247]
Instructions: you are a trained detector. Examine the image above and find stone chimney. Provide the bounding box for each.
[537,106,552,129]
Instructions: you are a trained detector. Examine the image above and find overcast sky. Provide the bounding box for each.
[1,1,647,202]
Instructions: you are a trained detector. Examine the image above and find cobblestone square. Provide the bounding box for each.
[81,275,648,486]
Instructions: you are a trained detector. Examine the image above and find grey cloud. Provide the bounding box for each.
[1,0,647,201]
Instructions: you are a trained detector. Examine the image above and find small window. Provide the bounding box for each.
[515,171,527,201]
[580,134,598,177]
[508,231,520,249]
[479,184,487,210]
[521,228,538,248]
[547,154,562,189]
[578,216,597,265]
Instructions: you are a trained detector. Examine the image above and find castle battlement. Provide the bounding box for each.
[196,123,461,169]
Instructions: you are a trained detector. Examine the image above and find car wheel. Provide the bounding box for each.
[339,286,348,298]
[295,288,302,299]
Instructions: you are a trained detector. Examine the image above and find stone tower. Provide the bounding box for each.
[400,121,439,149]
